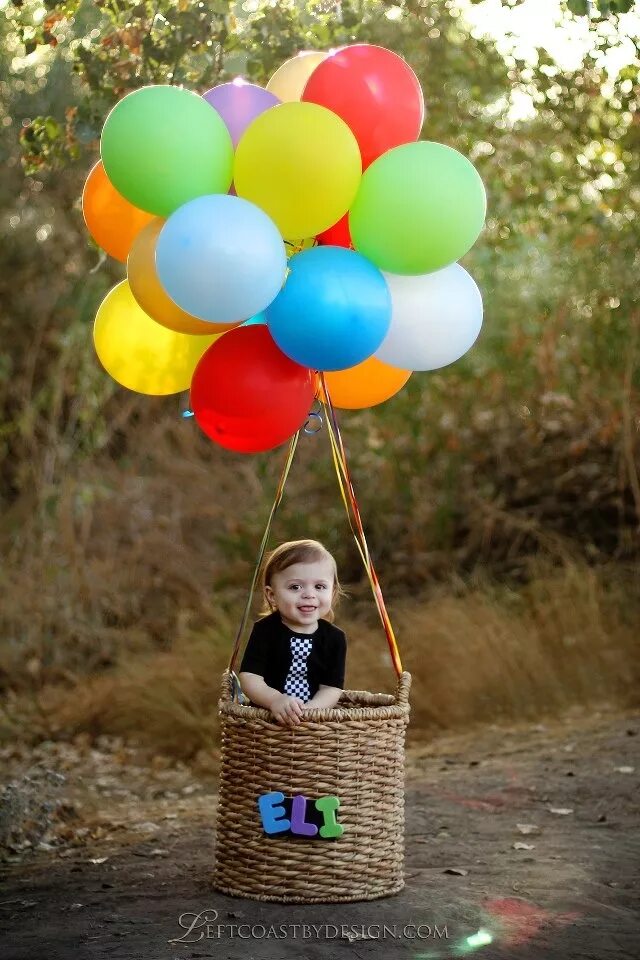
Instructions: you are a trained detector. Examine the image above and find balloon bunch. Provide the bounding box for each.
[84,44,486,454]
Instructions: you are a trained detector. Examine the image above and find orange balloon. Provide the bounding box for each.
[319,356,411,409]
[82,161,153,262]
[127,219,239,336]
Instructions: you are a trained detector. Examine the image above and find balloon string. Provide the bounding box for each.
[319,373,403,678]
[227,430,300,686]
[323,398,403,677]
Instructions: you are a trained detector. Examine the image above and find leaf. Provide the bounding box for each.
[548,807,574,815]
[44,117,62,138]
[516,823,540,835]
[513,841,535,850]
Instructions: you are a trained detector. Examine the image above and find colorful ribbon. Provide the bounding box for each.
[319,373,403,678]
[228,382,403,701]
[228,429,300,681]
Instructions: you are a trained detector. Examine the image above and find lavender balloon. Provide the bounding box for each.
[203,79,280,147]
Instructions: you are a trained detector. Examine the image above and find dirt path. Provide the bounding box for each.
[1,707,638,960]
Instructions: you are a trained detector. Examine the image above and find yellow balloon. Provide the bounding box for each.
[266,51,327,102]
[94,281,220,396]
[127,219,238,336]
[234,102,361,238]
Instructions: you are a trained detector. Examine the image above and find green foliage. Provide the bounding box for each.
[470,0,636,15]
[9,0,367,169]
[567,0,635,14]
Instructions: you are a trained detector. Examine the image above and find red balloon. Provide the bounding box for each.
[302,44,424,169]
[316,213,353,248]
[190,326,317,453]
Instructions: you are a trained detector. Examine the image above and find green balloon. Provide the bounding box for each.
[349,141,486,275]
[100,85,233,217]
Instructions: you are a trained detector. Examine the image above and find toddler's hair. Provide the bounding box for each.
[259,539,345,621]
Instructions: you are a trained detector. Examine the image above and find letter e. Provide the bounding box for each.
[258,791,291,834]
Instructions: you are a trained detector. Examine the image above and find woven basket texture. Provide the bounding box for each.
[212,668,412,903]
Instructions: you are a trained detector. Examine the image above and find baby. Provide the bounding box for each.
[238,539,347,726]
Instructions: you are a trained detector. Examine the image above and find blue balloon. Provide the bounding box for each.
[156,195,287,324]
[265,246,391,371]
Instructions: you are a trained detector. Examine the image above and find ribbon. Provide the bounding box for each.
[319,373,403,678]
[228,382,403,701]
[227,429,300,684]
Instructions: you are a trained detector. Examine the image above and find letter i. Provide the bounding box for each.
[315,795,344,838]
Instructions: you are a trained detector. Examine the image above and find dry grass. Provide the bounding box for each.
[1,380,637,760]
[391,562,638,734]
[2,561,636,759]
[2,383,637,693]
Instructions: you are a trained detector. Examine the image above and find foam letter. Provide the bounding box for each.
[315,795,344,838]
[258,791,291,835]
[290,794,318,837]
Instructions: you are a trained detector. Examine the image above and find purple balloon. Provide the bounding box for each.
[202,80,280,147]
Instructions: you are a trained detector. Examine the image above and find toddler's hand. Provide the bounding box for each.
[270,693,305,727]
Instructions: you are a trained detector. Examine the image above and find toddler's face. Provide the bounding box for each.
[266,558,335,632]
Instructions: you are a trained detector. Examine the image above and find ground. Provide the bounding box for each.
[1,706,638,960]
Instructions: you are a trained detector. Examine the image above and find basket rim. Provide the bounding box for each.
[219,670,411,724]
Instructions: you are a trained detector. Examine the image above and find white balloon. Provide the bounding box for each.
[375,263,483,371]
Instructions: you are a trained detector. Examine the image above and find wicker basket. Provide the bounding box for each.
[212,668,412,903]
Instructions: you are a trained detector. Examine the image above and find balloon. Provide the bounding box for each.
[202,79,280,146]
[127,219,237,336]
[320,356,411,409]
[190,326,317,453]
[375,264,483,371]
[266,51,327,102]
[93,281,220,395]
[101,85,233,217]
[82,161,153,262]
[316,213,352,248]
[350,141,486,274]
[265,246,391,371]
[302,44,424,169]
[234,102,361,238]
[155,194,287,324]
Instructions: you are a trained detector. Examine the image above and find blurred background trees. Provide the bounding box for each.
[1,0,638,751]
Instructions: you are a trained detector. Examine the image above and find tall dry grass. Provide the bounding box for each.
[2,376,637,693]
[1,291,637,758]
[2,561,636,759]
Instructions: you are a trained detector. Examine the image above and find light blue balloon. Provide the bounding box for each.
[265,246,391,371]
[156,194,287,324]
